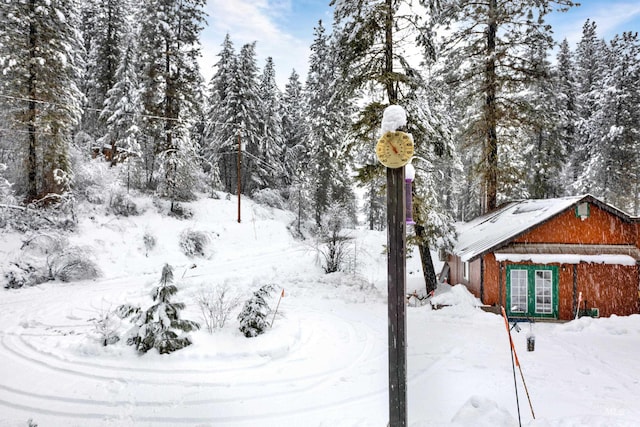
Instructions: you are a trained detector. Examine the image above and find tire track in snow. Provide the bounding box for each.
[0,295,388,425]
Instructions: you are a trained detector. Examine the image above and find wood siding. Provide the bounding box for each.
[514,204,636,245]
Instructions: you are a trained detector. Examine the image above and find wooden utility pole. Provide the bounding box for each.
[237,132,242,223]
[387,166,407,426]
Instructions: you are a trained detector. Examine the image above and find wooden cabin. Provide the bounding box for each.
[443,195,640,320]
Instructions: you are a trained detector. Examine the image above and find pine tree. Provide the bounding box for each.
[204,39,262,196]
[572,20,609,195]
[82,0,132,138]
[256,57,285,190]
[117,264,200,354]
[430,0,576,212]
[306,21,356,226]
[99,36,142,173]
[203,34,237,194]
[554,39,578,190]
[235,42,264,195]
[591,32,640,212]
[136,0,205,204]
[524,44,565,199]
[0,0,84,201]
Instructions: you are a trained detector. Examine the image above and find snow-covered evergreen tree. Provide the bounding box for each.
[99,36,142,176]
[238,284,274,338]
[306,21,356,226]
[117,263,200,354]
[256,57,285,190]
[589,32,640,212]
[204,38,262,195]
[331,1,455,292]
[0,0,84,201]
[430,0,576,212]
[572,20,609,195]
[82,0,132,138]
[136,0,205,204]
[554,39,578,191]
[234,42,264,195]
[203,34,237,194]
[523,44,565,199]
[281,70,312,233]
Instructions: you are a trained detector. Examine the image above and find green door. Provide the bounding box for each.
[506,265,558,318]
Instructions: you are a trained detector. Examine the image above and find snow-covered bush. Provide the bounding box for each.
[3,261,47,289]
[116,264,199,354]
[179,229,210,257]
[317,204,353,274]
[47,247,101,282]
[168,202,193,219]
[88,306,121,346]
[196,283,241,333]
[3,234,99,287]
[238,284,274,338]
[0,163,13,202]
[69,144,110,204]
[109,190,138,216]
[143,232,157,256]
[252,188,286,210]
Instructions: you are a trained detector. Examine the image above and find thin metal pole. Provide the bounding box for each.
[237,132,241,223]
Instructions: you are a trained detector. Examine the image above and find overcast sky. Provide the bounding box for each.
[198,1,640,89]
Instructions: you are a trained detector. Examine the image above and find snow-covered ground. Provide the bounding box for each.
[1,194,639,426]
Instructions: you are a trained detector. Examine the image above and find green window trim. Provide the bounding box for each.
[506,264,559,318]
[575,202,590,219]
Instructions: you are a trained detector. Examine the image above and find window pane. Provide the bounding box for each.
[535,270,552,314]
[510,270,527,313]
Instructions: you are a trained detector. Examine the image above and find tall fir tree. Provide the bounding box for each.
[554,38,578,190]
[203,34,237,194]
[589,32,640,212]
[136,0,205,205]
[524,43,565,199]
[236,42,265,195]
[572,20,609,195]
[0,0,84,201]
[256,57,285,190]
[99,36,143,187]
[281,69,312,234]
[305,21,356,226]
[430,0,575,213]
[82,0,132,138]
[204,40,263,196]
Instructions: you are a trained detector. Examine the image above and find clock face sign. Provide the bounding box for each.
[375,131,414,169]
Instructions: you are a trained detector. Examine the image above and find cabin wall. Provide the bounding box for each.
[448,254,482,298]
[576,263,639,318]
[482,253,500,306]
[515,204,635,245]
[490,260,639,320]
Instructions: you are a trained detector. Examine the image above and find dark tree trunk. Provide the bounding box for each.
[26,0,38,201]
[484,0,498,213]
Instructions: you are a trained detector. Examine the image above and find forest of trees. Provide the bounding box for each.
[1,1,639,241]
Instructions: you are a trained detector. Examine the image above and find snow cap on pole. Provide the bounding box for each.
[381,105,407,133]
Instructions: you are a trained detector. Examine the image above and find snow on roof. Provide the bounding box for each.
[453,195,587,262]
[494,253,637,266]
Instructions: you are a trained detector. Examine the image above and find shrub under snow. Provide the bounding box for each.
[179,229,210,258]
[238,284,274,338]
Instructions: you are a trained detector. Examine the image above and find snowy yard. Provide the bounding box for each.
[1,195,639,426]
